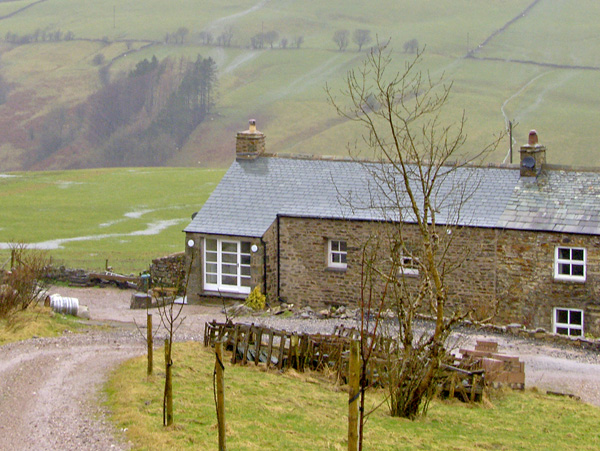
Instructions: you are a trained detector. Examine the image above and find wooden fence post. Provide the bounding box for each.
[215,341,226,451]
[348,340,359,451]
[164,338,173,426]
[147,313,153,376]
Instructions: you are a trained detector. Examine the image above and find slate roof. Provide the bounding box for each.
[186,155,531,238]
[185,155,600,237]
[497,169,600,234]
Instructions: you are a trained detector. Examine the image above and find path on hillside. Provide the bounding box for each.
[203,0,271,33]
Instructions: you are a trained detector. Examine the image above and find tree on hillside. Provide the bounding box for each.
[352,29,372,52]
[403,38,419,54]
[264,30,279,49]
[129,56,159,78]
[327,40,501,438]
[175,27,189,45]
[199,31,213,45]
[333,29,350,51]
[292,35,304,49]
[217,26,234,47]
[250,33,265,49]
[155,55,217,145]
[197,56,218,116]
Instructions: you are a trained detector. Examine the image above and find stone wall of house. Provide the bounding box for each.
[186,218,600,335]
[185,233,202,301]
[263,221,279,305]
[494,229,600,333]
[276,216,600,335]
[185,232,265,304]
[276,217,499,313]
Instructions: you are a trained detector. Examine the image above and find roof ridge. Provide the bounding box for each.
[259,153,600,173]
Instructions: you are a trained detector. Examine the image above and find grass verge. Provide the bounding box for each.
[0,305,83,345]
[106,342,600,450]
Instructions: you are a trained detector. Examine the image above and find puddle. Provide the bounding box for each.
[56,181,85,189]
[124,209,155,219]
[99,219,125,228]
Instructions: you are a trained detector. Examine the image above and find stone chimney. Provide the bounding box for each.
[519,129,546,177]
[236,119,265,160]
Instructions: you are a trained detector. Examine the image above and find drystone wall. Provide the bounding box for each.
[150,252,186,288]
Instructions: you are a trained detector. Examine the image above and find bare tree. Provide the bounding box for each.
[264,30,279,49]
[199,31,213,45]
[217,26,234,47]
[175,27,189,45]
[327,40,501,429]
[333,29,350,51]
[155,257,191,427]
[292,35,304,49]
[352,29,372,52]
[403,38,419,54]
[250,33,265,49]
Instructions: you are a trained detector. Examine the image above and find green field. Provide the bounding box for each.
[106,342,600,450]
[0,167,225,272]
[0,0,599,170]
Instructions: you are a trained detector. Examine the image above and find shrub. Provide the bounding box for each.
[245,286,266,311]
[92,54,105,66]
[0,243,50,318]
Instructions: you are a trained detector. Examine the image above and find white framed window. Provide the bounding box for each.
[399,255,419,277]
[328,239,347,269]
[554,247,586,282]
[553,307,584,336]
[204,238,252,294]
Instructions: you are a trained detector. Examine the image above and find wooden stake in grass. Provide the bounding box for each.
[164,338,173,426]
[215,341,226,451]
[348,340,360,451]
[147,313,153,376]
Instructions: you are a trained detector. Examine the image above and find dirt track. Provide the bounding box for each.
[2,286,600,450]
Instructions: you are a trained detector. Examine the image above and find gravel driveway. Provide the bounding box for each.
[1,286,600,450]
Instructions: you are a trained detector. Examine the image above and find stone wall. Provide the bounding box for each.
[263,221,279,304]
[494,229,600,332]
[44,266,91,286]
[150,252,186,287]
[275,216,600,335]
[275,216,499,313]
[187,217,600,335]
[185,233,265,304]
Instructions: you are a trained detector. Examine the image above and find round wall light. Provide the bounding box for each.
[187,239,195,247]
[251,244,258,253]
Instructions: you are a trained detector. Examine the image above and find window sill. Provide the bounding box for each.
[201,290,248,300]
[553,276,586,284]
[325,266,347,273]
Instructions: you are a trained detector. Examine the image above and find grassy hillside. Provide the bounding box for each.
[0,167,225,272]
[0,0,599,170]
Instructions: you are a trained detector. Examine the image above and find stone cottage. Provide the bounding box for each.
[184,121,600,336]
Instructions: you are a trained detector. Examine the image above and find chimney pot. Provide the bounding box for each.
[249,119,256,133]
[528,130,538,146]
[519,129,546,177]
